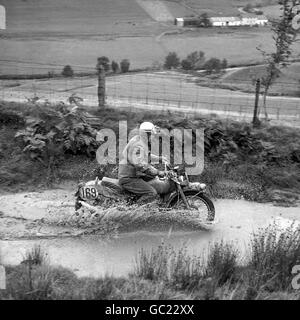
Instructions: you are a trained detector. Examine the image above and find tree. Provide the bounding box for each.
[244,3,253,13]
[221,58,228,70]
[164,52,180,69]
[257,0,298,120]
[181,51,206,70]
[62,65,74,77]
[198,13,212,27]
[181,58,193,70]
[203,58,222,74]
[120,59,130,73]
[96,56,110,72]
[111,60,119,73]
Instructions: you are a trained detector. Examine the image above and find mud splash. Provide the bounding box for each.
[1,187,299,277]
[0,186,214,240]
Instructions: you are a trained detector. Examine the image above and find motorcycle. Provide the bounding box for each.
[75,164,215,222]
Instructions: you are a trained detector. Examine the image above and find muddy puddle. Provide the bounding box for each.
[1,188,299,278]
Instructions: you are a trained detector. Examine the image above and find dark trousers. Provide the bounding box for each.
[119,177,157,204]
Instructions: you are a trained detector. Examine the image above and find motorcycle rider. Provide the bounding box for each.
[118,121,168,204]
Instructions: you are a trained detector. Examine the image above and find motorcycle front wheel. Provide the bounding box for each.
[169,191,215,222]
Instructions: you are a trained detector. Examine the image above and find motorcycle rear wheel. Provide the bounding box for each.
[169,191,215,222]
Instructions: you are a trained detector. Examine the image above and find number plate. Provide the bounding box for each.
[79,186,98,200]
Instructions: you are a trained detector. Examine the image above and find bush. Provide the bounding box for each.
[246,223,300,295]
[3,235,300,300]
[181,59,193,70]
[221,58,228,70]
[96,56,110,72]
[120,59,130,73]
[61,65,74,77]
[164,52,180,70]
[133,242,206,291]
[198,13,212,27]
[1,264,188,300]
[0,106,24,127]
[255,10,264,15]
[181,51,205,70]
[111,60,119,73]
[203,58,222,74]
[22,245,48,266]
[204,241,239,286]
[4,264,54,300]
[244,3,253,12]
[15,105,99,181]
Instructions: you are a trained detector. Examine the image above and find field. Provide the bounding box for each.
[173,0,248,15]
[1,71,299,126]
[0,0,298,75]
[0,0,155,35]
[223,63,300,96]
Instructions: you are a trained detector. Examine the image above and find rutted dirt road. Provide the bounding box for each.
[0,185,299,277]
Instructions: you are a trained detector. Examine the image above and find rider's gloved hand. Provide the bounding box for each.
[158,171,165,178]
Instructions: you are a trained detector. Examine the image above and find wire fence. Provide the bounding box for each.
[0,64,300,127]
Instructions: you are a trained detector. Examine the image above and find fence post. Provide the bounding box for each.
[252,78,261,127]
[97,64,105,108]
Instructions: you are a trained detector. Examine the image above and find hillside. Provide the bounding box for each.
[0,0,297,74]
[0,0,154,35]
[223,63,300,96]
[0,0,280,35]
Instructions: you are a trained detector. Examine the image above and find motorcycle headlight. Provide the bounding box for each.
[188,182,206,191]
[199,183,206,190]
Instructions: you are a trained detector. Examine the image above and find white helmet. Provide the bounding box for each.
[139,122,159,134]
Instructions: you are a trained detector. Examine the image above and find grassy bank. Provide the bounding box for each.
[0,101,299,204]
[1,223,300,300]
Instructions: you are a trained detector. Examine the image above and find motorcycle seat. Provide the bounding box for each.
[102,177,123,193]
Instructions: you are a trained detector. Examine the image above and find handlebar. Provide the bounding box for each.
[164,161,169,172]
[163,162,180,172]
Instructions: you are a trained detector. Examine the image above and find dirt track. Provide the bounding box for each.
[1,185,299,276]
[1,184,300,241]
[0,183,81,240]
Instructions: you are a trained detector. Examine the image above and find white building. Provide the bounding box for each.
[210,17,242,27]
[210,15,268,27]
[242,15,268,26]
[175,14,268,28]
[175,18,184,27]
[174,17,202,27]
[0,5,6,30]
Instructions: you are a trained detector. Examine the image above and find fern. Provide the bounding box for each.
[15,105,99,181]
